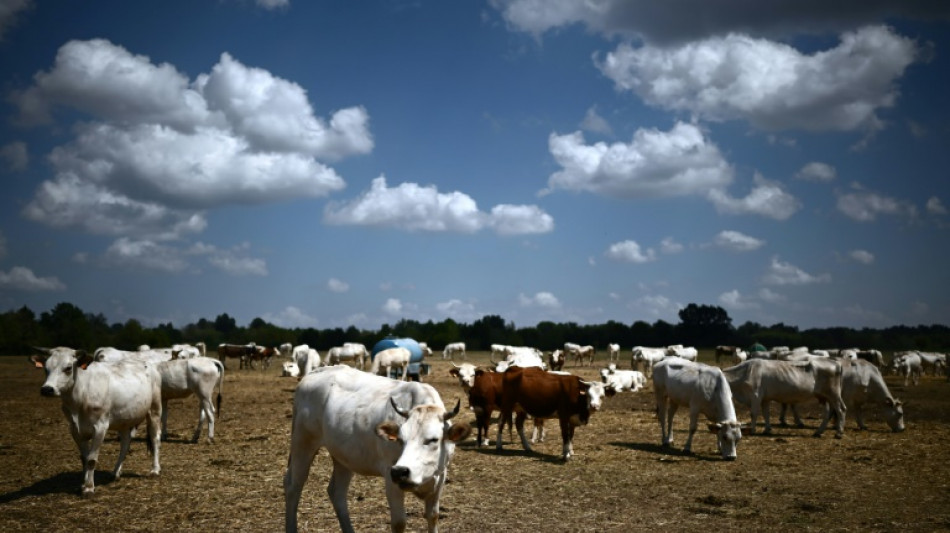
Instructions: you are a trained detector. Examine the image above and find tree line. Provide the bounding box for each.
[1,301,947,357]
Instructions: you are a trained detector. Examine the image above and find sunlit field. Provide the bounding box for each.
[2,351,948,532]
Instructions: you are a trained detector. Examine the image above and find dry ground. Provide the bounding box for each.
[2,352,949,532]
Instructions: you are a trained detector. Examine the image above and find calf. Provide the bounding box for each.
[284,366,470,533]
[653,358,741,460]
[157,356,224,443]
[723,357,846,438]
[31,347,162,497]
[495,366,605,460]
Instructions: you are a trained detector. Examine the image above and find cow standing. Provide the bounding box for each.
[30,347,162,497]
[652,358,741,460]
[495,366,605,460]
[284,365,470,533]
[157,356,224,443]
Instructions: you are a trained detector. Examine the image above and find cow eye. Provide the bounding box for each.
[424,438,439,446]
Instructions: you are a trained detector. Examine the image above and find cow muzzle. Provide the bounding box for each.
[40,385,58,397]
[390,466,415,489]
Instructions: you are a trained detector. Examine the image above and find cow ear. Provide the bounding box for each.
[449,368,460,377]
[76,351,94,370]
[707,423,722,434]
[29,354,46,368]
[445,422,471,443]
[376,421,401,442]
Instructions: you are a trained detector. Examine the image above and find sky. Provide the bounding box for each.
[0,0,948,332]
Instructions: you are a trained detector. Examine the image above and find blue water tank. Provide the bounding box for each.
[371,337,424,363]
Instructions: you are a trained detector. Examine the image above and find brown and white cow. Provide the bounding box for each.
[723,357,847,438]
[30,347,162,497]
[495,366,605,460]
[653,358,741,460]
[547,349,565,371]
[217,343,257,370]
[448,362,479,394]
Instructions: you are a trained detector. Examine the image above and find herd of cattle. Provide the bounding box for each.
[26,340,948,532]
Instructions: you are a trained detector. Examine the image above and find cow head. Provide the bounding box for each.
[884,398,905,432]
[707,421,741,461]
[376,397,471,491]
[583,381,606,412]
[448,363,477,392]
[30,347,92,397]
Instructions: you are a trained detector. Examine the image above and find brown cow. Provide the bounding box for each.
[495,366,605,460]
[246,346,277,370]
[468,369,544,447]
[217,343,256,370]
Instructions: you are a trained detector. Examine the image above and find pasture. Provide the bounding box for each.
[2,351,949,532]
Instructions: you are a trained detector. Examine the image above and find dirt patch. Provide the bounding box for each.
[2,354,948,532]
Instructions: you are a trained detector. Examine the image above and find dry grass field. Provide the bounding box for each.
[2,351,949,532]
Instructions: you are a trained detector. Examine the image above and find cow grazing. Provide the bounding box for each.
[442,342,466,360]
[30,347,162,497]
[841,359,904,432]
[157,356,224,443]
[574,345,595,366]
[371,347,412,380]
[723,357,846,438]
[326,344,367,369]
[495,366,605,460]
[607,343,621,362]
[652,358,741,460]
[284,365,470,533]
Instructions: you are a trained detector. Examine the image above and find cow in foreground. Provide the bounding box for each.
[723,357,846,438]
[652,358,741,460]
[30,347,162,497]
[284,365,470,533]
[157,356,224,443]
[495,366,605,460]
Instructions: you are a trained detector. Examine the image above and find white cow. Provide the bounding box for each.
[30,347,162,497]
[281,361,300,378]
[448,362,478,393]
[892,351,923,386]
[492,347,544,373]
[443,342,466,360]
[171,344,202,359]
[284,365,471,533]
[574,345,595,366]
[419,342,434,358]
[602,369,647,394]
[156,356,224,443]
[371,347,412,380]
[632,346,666,375]
[563,342,582,361]
[343,342,369,370]
[294,347,321,379]
[652,358,741,460]
[840,359,904,432]
[666,346,698,361]
[279,342,294,359]
[96,346,171,364]
[607,343,621,362]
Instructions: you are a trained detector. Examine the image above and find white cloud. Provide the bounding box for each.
[719,289,760,310]
[14,39,367,240]
[325,176,552,235]
[544,122,733,198]
[849,249,875,264]
[103,237,191,273]
[660,237,683,254]
[262,306,318,329]
[758,287,786,303]
[0,141,28,172]
[762,256,831,286]
[927,196,947,215]
[207,255,268,276]
[836,184,917,221]
[255,0,289,10]
[579,105,613,135]
[630,294,681,318]
[708,173,801,220]
[436,298,479,321]
[795,162,836,182]
[519,291,561,308]
[605,240,656,263]
[382,298,403,315]
[714,230,765,251]
[0,266,65,291]
[597,26,918,133]
[327,278,350,293]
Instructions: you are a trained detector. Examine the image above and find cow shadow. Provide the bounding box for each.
[0,470,119,503]
[467,446,564,463]
[607,441,723,463]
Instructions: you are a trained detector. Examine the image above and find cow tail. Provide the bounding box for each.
[214,359,225,417]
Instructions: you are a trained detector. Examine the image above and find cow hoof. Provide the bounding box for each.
[81,488,95,499]
[148,469,160,477]
[834,433,843,440]
[812,432,823,438]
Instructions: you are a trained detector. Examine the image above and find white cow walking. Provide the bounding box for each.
[284,365,470,533]
[156,356,224,443]
[443,342,466,360]
[31,347,162,497]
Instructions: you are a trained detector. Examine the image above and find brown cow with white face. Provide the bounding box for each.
[495,366,605,460]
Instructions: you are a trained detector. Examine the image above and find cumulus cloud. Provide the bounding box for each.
[325,176,553,235]
[762,256,831,285]
[327,278,350,293]
[927,196,947,215]
[519,291,561,308]
[605,240,656,263]
[490,0,948,44]
[1,141,28,172]
[255,0,289,10]
[382,298,403,315]
[436,298,479,321]
[836,184,917,221]
[597,26,918,133]
[719,289,760,310]
[13,39,368,240]
[262,306,319,329]
[714,230,765,251]
[708,174,801,220]
[579,105,613,135]
[100,238,267,275]
[758,287,786,303]
[660,237,683,254]
[0,266,65,291]
[795,162,836,182]
[849,249,875,264]
[544,122,733,198]
[630,294,681,317]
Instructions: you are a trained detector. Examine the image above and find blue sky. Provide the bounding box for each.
[0,0,948,331]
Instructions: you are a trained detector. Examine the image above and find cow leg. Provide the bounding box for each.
[762,401,773,434]
[560,419,575,460]
[160,399,170,441]
[195,395,215,443]
[81,423,108,497]
[853,403,867,430]
[113,428,134,481]
[515,412,532,452]
[383,478,408,533]
[283,439,320,533]
[530,417,545,443]
[682,406,700,454]
[328,458,359,533]
[662,402,678,447]
[422,483,445,533]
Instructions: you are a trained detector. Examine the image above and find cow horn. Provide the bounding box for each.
[489,350,496,364]
[390,396,411,418]
[443,399,461,421]
[32,346,52,354]
[451,362,460,368]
